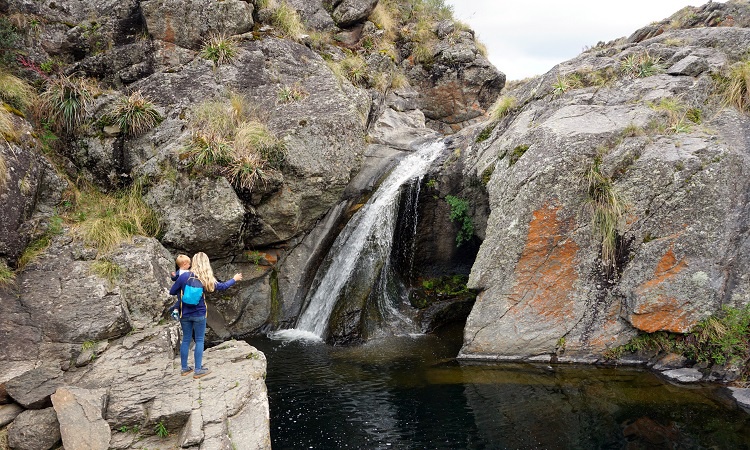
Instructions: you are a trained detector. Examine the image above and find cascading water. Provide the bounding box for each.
[273,140,445,341]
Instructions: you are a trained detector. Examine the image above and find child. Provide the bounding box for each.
[171,254,191,281]
[168,255,191,320]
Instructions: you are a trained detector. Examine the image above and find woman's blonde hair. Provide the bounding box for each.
[191,252,217,292]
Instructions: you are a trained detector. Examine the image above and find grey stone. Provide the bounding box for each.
[5,366,64,410]
[369,108,441,150]
[667,55,709,76]
[729,387,750,409]
[7,407,61,450]
[0,403,24,428]
[661,368,704,383]
[330,0,378,27]
[651,353,688,371]
[51,386,111,450]
[141,0,254,50]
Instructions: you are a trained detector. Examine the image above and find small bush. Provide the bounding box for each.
[445,195,474,247]
[271,1,305,40]
[42,75,98,133]
[200,34,238,66]
[109,91,162,136]
[489,96,517,121]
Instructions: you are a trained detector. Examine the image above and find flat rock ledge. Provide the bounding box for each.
[729,388,750,411]
[2,325,270,450]
[659,368,705,383]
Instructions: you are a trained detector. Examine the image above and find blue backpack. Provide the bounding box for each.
[181,274,204,305]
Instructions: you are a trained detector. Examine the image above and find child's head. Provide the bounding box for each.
[176,254,191,270]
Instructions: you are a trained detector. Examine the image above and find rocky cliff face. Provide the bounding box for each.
[452,1,750,363]
[0,0,502,447]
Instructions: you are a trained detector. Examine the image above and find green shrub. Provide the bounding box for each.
[200,34,238,66]
[109,91,162,136]
[0,17,20,67]
[445,195,474,246]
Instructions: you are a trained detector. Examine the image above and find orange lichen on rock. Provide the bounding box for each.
[507,203,579,323]
[631,246,693,333]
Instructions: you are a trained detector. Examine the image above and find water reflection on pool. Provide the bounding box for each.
[246,327,750,449]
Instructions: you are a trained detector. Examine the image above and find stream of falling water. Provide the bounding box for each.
[273,140,445,341]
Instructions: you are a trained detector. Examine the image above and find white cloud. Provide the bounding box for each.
[445,0,723,80]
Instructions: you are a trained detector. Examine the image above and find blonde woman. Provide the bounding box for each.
[169,252,242,378]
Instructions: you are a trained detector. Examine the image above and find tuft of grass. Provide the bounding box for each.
[0,109,18,143]
[620,52,664,78]
[0,259,15,286]
[109,91,162,136]
[200,33,238,66]
[340,53,369,86]
[0,153,7,190]
[155,421,169,438]
[649,97,693,134]
[507,144,529,167]
[41,75,97,133]
[91,260,122,283]
[182,96,285,191]
[489,95,518,121]
[66,184,160,254]
[720,59,750,112]
[276,84,307,104]
[584,155,627,271]
[0,69,37,111]
[552,73,583,97]
[271,1,305,40]
[369,2,397,40]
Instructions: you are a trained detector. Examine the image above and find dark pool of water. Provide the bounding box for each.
[246,327,750,449]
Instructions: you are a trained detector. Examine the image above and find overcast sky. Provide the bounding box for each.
[445,0,723,80]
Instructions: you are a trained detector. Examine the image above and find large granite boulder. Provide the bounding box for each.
[403,20,505,133]
[328,0,379,28]
[0,236,174,378]
[5,366,64,410]
[141,0,254,50]
[458,26,750,362]
[66,326,270,450]
[7,407,61,450]
[51,386,111,450]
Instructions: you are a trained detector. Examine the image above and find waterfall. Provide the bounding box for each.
[273,140,445,341]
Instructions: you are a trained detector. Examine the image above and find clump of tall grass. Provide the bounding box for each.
[200,33,238,66]
[108,91,162,136]
[620,52,664,78]
[0,259,14,286]
[0,69,37,111]
[718,59,750,112]
[584,155,627,271]
[489,95,518,121]
[182,94,285,191]
[271,1,305,40]
[0,109,18,143]
[91,259,122,283]
[41,75,98,133]
[66,184,160,254]
[0,152,8,190]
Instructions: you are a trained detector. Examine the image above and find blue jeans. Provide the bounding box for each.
[180,316,206,371]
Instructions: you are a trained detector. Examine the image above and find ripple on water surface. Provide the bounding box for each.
[247,332,750,449]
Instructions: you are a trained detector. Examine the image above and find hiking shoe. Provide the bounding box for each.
[181,366,193,376]
[193,367,211,379]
